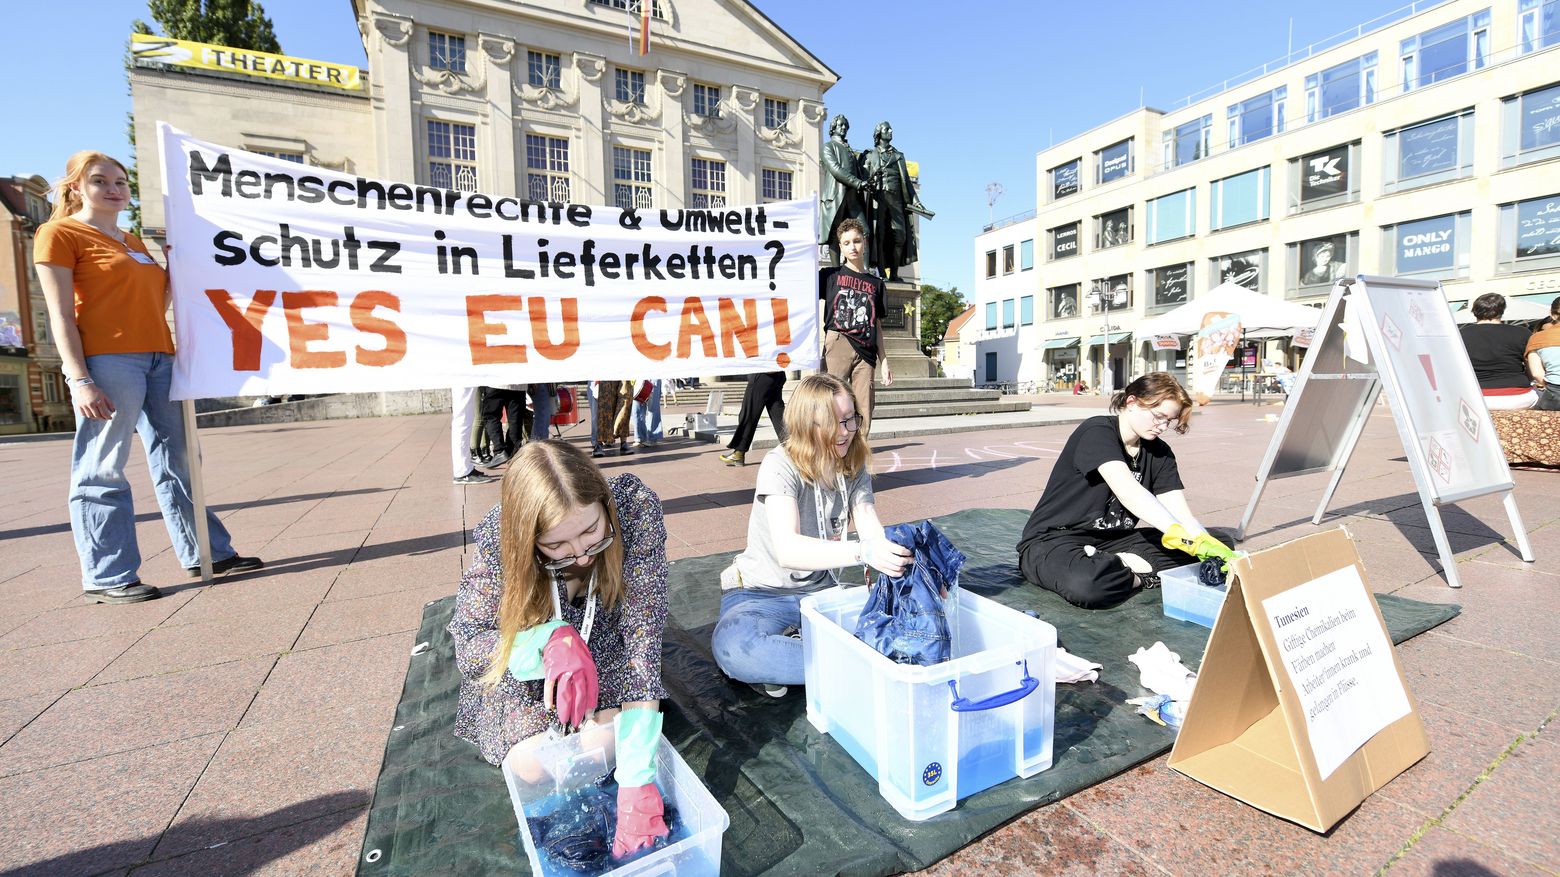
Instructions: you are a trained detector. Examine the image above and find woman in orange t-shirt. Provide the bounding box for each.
[36,150,261,605]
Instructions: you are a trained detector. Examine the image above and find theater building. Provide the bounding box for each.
[970,0,1560,391]
[130,0,836,250]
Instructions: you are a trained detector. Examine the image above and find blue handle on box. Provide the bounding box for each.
[947,660,1039,712]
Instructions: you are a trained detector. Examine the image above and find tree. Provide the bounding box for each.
[125,1,282,230]
[919,283,968,355]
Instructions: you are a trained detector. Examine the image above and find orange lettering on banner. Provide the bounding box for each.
[206,289,276,371]
[466,294,527,364]
[350,290,407,367]
[529,297,580,360]
[676,296,718,358]
[770,297,792,368]
[718,297,760,358]
[282,291,347,368]
[631,297,670,360]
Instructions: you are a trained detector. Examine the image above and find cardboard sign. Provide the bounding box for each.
[1168,528,1428,832]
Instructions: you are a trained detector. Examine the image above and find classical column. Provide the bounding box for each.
[657,70,688,209]
[797,99,825,201]
[480,35,517,197]
[574,52,607,205]
[365,12,416,183]
[730,85,759,205]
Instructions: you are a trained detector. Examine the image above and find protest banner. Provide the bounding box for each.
[157,124,819,400]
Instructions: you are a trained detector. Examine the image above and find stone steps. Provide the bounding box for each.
[870,399,1033,419]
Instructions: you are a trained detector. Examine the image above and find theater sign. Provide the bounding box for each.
[130,33,362,91]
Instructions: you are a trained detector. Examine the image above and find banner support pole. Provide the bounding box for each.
[181,399,213,583]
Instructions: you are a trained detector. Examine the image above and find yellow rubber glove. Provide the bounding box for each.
[1161,523,1198,556]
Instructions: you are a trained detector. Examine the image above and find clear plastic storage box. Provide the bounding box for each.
[501,719,729,877]
[800,586,1056,821]
[1160,562,1227,628]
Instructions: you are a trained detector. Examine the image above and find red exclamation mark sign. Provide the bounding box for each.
[770,298,792,368]
[1419,354,1440,402]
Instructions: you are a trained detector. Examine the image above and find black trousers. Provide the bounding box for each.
[1019,526,1236,610]
[728,372,787,453]
[480,388,527,455]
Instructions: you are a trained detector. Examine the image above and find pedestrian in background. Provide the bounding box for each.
[35,150,262,604]
[720,371,787,466]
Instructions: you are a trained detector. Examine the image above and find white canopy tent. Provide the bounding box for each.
[1136,281,1327,338]
[1451,297,1550,324]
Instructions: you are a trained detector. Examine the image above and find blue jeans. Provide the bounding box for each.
[529,385,555,442]
[712,589,805,686]
[632,382,662,443]
[72,353,235,589]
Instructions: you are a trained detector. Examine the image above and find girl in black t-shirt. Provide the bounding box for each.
[1017,372,1235,609]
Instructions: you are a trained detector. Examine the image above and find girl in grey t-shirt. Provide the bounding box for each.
[711,374,909,697]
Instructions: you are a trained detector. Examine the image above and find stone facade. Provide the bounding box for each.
[0,175,70,434]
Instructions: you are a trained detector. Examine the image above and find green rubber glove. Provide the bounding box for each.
[1190,532,1237,564]
[614,707,663,788]
[505,620,569,681]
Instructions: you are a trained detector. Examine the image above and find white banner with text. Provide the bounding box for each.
[158,124,819,400]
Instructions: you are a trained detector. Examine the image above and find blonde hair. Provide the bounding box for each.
[481,440,626,688]
[1110,371,1194,435]
[781,373,871,485]
[51,151,130,221]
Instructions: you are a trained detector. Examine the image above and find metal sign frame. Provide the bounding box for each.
[1236,276,1535,588]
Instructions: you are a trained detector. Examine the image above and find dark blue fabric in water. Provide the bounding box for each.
[1197,557,1227,587]
[853,521,966,666]
[529,774,679,875]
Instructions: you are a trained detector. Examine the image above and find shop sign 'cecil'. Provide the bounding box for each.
[157,125,818,400]
[130,33,362,91]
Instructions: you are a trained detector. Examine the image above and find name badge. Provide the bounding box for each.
[128,251,158,265]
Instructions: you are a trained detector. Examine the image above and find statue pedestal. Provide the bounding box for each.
[881,280,935,378]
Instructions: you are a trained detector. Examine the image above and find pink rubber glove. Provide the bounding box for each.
[541,625,598,728]
[612,783,670,859]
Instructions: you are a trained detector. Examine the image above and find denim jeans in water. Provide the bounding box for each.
[712,589,805,685]
[71,352,235,589]
[632,382,662,443]
[854,521,966,666]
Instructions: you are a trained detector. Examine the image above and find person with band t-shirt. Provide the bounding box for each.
[819,219,893,434]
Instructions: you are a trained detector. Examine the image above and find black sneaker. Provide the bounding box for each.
[186,554,265,578]
[453,469,498,485]
[480,449,512,470]
[591,447,606,458]
[1136,572,1162,590]
[84,582,162,604]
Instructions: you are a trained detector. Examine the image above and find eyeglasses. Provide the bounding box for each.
[837,414,863,433]
[1144,410,1179,428]
[536,522,615,571]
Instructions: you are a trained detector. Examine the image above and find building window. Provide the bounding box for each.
[1095,138,1133,184]
[693,83,721,118]
[615,68,647,104]
[984,250,997,278]
[1163,115,1212,168]
[1497,193,1560,273]
[1088,276,1133,315]
[528,51,561,89]
[985,301,998,330]
[1020,239,1034,271]
[589,0,664,17]
[428,31,466,73]
[1050,158,1080,200]
[1210,167,1270,231]
[763,98,789,129]
[1002,299,1016,329]
[0,374,21,425]
[1210,248,1267,292]
[1521,0,1560,52]
[612,145,653,209]
[1148,263,1192,311]
[427,120,477,192]
[1095,206,1133,249]
[1400,9,1490,91]
[1289,142,1360,213]
[1020,295,1035,325]
[1383,109,1475,193]
[1306,53,1377,122]
[761,168,793,202]
[1287,232,1357,297]
[525,134,570,202]
[1146,188,1196,245]
[1049,222,1080,261]
[1227,88,1286,148]
[1383,212,1471,279]
[1002,245,1015,274]
[42,370,61,404]
[1501,82,1560,167]
[1049,284,1080,320]
[690,158,726,208]
[32,307,50,348]
[251,149,304,163]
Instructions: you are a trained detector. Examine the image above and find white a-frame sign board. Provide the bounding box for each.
[1236,276,1535,589]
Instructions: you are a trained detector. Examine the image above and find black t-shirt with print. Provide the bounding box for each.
[1018,415,1185,552]
[819,266,886,366]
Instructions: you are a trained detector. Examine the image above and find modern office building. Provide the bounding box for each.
[131,0,836,245]
[970,0,1560,392]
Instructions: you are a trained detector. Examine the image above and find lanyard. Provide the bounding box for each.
[550,567,598,644]
[813,473,870,587]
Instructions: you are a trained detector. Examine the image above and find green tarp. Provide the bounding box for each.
[357,508,1459,877]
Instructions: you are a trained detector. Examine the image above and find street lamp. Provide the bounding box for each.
[1087,282,1129,394]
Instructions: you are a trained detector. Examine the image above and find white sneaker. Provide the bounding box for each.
[749,682,789,698]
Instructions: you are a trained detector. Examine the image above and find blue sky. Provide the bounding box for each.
[1,0,1421,296]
